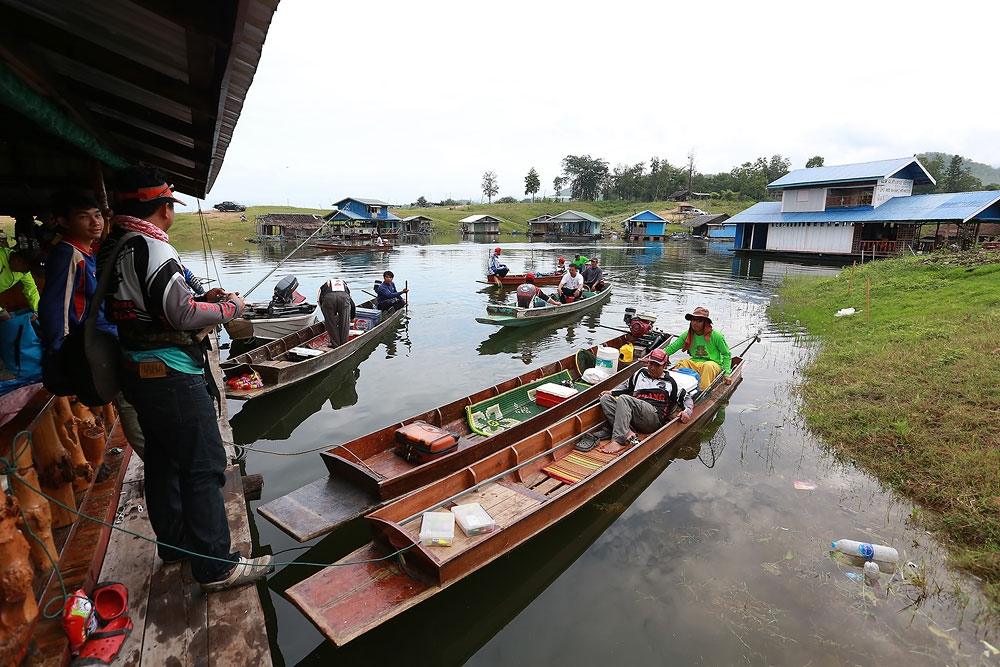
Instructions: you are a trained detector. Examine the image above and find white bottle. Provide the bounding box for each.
[831,539,899,565]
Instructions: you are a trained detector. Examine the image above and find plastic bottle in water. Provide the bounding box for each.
[831,539,899,565]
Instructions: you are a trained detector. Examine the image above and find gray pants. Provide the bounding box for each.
[320,291,352,347]
[113,392,146,461]
[600,394,661,444]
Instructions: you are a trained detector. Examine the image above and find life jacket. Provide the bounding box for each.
[625,368,684,422]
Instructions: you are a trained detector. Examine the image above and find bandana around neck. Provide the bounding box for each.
[112,215,169,243]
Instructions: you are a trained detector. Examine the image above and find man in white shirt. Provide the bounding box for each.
[553,264,584,303]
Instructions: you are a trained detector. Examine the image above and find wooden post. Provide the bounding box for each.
[404,280,408,312]
[9,434,58,575]
[0,495,38,667]
[31,411,78,528]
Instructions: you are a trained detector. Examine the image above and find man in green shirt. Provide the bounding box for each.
[664,306,731,390]
[0,247,40,320]
[571,254,590,270]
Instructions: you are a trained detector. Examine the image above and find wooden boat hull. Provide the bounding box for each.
[220,300,405,400]
[287,358,744,645]
[484,272,563,287]
[476,285,612,327]
[258,331,673,541]
[312,243,394,252]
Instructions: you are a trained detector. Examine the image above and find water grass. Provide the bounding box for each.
[769,251,1000,608]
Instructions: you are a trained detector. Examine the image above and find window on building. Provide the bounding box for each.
[826,187,873,209]
[796,190,809,203]
[369,206,380,217]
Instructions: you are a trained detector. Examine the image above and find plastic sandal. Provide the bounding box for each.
[575,434,599,452]
[91,582,127,624]
[200,554,274,592]
[72,615,133,666]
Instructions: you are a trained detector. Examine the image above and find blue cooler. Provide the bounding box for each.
[354,307,382,331]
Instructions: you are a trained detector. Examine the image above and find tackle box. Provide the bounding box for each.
[419,512,455,547]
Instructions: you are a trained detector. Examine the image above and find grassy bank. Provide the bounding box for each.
[769,251,1000,605]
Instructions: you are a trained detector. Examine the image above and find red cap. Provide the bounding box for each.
[526,273,535,281]
[494,247,502,254]
[648,349,667,365]
[558,256,565,262]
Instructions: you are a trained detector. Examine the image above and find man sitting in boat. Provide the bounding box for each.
[663,306,732,390]
[375,270,407,313]
[581,257,605,292]
[515,273,547,308]
[318,278,355,347]
[552,263,584,303]
[487,247,509,278]
[593,348,694,454]
[571,253,590,270]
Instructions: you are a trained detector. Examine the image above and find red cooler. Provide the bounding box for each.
[535,382,578,408]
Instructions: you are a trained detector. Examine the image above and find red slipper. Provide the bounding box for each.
[72,615,133,666]
[91,582,128,624]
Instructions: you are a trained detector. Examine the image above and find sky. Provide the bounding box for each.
[202,0,1000,207]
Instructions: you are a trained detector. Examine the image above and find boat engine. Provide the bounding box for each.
[624,309,664,350]
[271,275,304,307]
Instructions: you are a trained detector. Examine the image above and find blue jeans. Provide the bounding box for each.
[123,371,236,583]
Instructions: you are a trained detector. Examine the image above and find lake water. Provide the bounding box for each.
[181,237,996,666]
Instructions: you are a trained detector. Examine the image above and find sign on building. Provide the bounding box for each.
[872,178,912,208]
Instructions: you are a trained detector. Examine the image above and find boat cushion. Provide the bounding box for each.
[466,369,574,437]
[542,448,620,485]
[288,346,324,358]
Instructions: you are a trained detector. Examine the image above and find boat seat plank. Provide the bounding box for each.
[258,476,381,542]
[365,449,417,479]
[532,478,565,496]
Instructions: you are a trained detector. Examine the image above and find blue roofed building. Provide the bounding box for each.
[623,210,668,241]
[729,157,1000,258]
[324,197,401,237]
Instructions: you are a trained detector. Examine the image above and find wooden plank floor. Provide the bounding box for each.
[95,335,272,666]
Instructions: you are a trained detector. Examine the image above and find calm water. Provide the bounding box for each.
[181,238,996,666]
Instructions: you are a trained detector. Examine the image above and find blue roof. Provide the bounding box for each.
[768,157,935,190]
[729,191,1000,225]
[334,196,389,206]
[624,209,666,223]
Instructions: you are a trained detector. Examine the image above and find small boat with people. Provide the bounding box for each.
[224,275,317,340]
[480,271,563,287]
[312,241,394,252]
[286,352,747,645]
[220,296,405,400]
[258,317,670,541]
[475,284,613,328]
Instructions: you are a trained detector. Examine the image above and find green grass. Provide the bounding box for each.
[769,251,1000,608]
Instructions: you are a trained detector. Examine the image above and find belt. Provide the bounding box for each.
[121,357,186,379]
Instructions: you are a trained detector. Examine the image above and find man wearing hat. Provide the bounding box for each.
[487,246,509,280]
[592,348,694,454]
[663,306,732,390]
[98,166,272,592]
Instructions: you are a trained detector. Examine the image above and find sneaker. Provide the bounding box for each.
[200,554,274,592]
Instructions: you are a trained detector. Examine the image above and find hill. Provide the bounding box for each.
[919,152,1000,185]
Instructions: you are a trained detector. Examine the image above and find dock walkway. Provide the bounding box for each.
[95,335,271,665]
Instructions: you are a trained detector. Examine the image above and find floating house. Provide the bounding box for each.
[527,214,556,237]
[623,210,668,241]
[729,157,1000,258]
[459,214,502,234]
[548,210,603,239]
[255,213,324,242]
[688,213,734,238]
[324,197,401,237]
[400,215,433,234]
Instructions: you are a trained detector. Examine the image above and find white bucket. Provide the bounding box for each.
[596,346,619,374]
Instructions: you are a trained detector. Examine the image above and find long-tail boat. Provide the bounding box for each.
[475,285,613,328]
[286,355,745,645]
[220,298,405,400]
[257,329,671,541]
[312,241,394,252]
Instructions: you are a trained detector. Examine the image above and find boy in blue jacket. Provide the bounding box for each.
[375,270,408,313]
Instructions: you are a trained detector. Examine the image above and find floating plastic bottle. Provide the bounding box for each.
[831,539,899,565]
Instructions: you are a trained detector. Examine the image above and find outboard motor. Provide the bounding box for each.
[271,276,300,307]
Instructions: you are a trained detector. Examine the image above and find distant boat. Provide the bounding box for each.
[312,241,394,252]
[480,271,564,287]
[475,285,613,327]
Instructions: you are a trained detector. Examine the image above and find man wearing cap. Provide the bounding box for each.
[515,273,547,308]
[593,348,694,454]
[664,306,732,390]
[487,246,509,280]
[98,166,271,592]
[581,257,605,292]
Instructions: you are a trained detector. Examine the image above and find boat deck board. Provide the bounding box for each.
[257,475,380,542]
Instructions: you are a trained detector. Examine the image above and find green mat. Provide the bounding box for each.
[466,369,575,437]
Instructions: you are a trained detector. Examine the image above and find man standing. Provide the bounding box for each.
[554,263,584,303]
[374,270,407,313]
[100,166,271,591]
[581,257,605,292]
[593,348,693,454]
[663,306,732,390]
[319,277,354,346]
[487,247,509,279]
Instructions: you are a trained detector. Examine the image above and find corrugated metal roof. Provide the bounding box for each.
[623,209,666,223]
[335,196,389,207]
[728,191,1000,225]
[458,214,504,223]
[684,213,730,228]
[550,210,603,224]
[768,157,935,190]
[401,215,432,222]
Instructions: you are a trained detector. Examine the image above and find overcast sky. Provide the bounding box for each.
[203,0,999,207]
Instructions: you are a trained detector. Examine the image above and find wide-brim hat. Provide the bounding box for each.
[684,306,712,323]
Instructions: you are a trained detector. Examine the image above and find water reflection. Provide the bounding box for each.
[476,312,608,361]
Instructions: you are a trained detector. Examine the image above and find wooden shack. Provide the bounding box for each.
[255,213,324,242]
[459,214,503,235]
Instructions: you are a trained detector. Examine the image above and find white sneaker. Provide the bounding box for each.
[200,554,273,592]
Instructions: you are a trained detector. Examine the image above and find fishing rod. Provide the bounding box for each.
[242,221,332,299]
